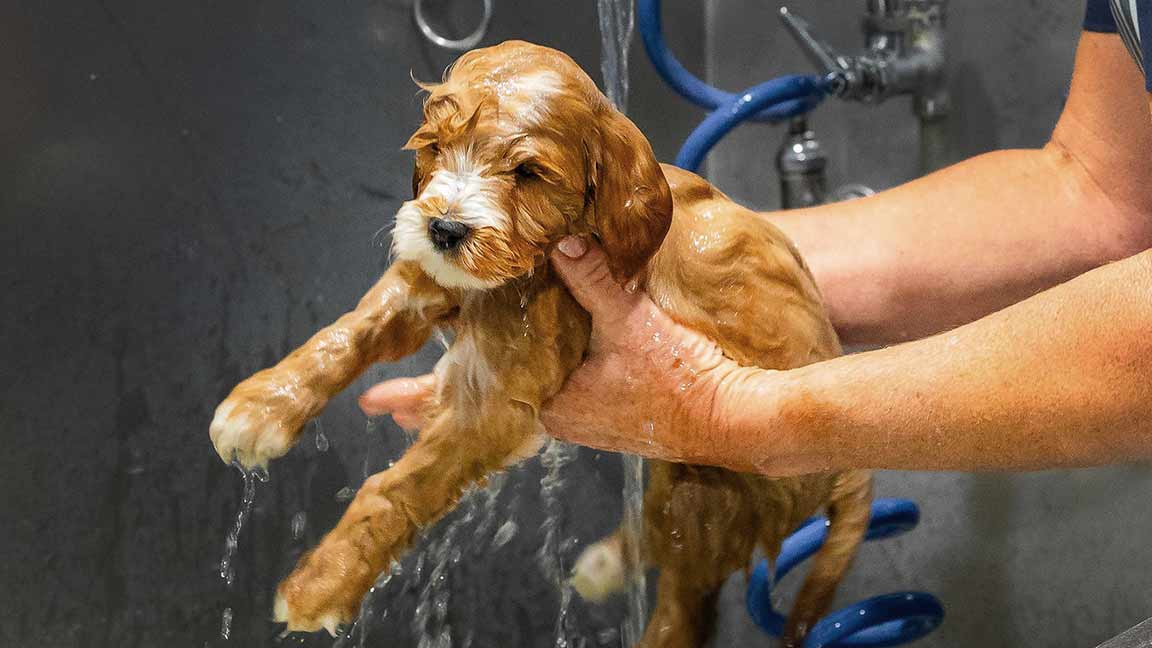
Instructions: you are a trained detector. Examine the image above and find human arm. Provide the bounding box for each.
[546,239,1152,475]
[767,32,1152,346]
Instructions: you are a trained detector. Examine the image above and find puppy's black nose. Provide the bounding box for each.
[428,217,471,251]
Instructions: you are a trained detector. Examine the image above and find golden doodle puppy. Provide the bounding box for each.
[209,40,872,648]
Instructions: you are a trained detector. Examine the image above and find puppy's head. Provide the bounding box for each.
[392,40,672,290]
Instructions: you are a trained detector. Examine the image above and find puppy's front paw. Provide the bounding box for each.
[275,493,411,635]
[210,370,322,469]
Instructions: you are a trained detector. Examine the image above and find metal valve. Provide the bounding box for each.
[778,1,948,118]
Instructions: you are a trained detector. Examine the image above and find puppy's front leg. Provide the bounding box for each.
[273,401,540,633]
[210,261,455,469]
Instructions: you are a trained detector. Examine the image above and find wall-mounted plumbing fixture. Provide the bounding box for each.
[639,0,950,211]
[776,117,829,209]
[780,1,951,172]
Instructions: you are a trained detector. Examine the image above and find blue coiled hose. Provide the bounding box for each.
[637,0,830,171]
[746,499,944,647]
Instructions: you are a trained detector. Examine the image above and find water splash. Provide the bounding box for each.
[219,461,265,587]
[290,511,307,540]
[413,477,508,648]
[596,3,648,643]
[218,461,266,642]
[335,475,512,648]
[537,440,578,647]
[491,520,518,549]
[315,421,329,452]
[620,453,647,647]
[331,561,404,648]
[597,0,635,111]
[220,606,233,640]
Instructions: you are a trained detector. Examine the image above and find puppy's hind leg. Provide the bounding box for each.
[782,470,873,648]
[640,570,724,648]
[272,401,539,634]
[571,530,629,603]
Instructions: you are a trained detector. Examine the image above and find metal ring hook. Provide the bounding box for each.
[413,0,494,51]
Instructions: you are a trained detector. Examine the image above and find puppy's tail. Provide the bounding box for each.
[783,470,873,647]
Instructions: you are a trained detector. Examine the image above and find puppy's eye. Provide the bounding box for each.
[515,163,539,179]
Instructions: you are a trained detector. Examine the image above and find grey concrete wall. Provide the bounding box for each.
[704,2,1152,648]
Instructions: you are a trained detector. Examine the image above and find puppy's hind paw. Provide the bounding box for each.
[274,590,345,637]
[570,537,626,603]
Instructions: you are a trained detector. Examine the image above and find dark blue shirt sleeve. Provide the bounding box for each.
[1140,3,1152,89]
[1084,0,1118,32]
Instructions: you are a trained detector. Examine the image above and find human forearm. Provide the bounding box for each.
[732,250,1152,474]
[764,33,1152,345]
[770,147,1147,344]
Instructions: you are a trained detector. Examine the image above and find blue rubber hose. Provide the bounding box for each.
[636,0,830,171]
[746,499,944,647]
[673,75,829,172]
[636,0,822,122]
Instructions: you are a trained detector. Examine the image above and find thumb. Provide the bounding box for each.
[550,236,639,320]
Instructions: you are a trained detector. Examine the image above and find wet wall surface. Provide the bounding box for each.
[0,1,704,646]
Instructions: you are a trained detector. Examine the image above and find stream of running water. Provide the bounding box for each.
[218,461,268,640]
[596,2,649,645]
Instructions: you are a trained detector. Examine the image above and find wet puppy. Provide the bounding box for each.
[209,40,872,647]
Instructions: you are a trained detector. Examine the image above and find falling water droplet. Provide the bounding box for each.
[623,278,638,294]
[335,486,356,502]
[290,511,307,540]
[492,520,517,548]
[220,607,233,640]
[219,462,259,587]
[621,451,647,646]
[315,430,329,452]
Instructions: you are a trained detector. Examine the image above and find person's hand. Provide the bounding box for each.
[360,237,784,471]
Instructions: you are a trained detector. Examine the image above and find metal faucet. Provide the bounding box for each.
[773,0,950,208]
[779,0,949,121]
[776,117,828,209]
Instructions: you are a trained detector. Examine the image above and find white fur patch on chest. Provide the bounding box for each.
[433,328,495,397]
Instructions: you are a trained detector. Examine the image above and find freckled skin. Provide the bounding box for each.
[209,40,870,645]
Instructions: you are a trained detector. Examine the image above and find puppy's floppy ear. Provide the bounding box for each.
[588,110,673,283]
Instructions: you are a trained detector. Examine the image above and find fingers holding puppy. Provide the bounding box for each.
[358,373,436,431]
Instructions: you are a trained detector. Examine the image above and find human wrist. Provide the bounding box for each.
[720,364,838,476]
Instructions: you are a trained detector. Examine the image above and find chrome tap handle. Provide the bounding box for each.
[778,8,849,75]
